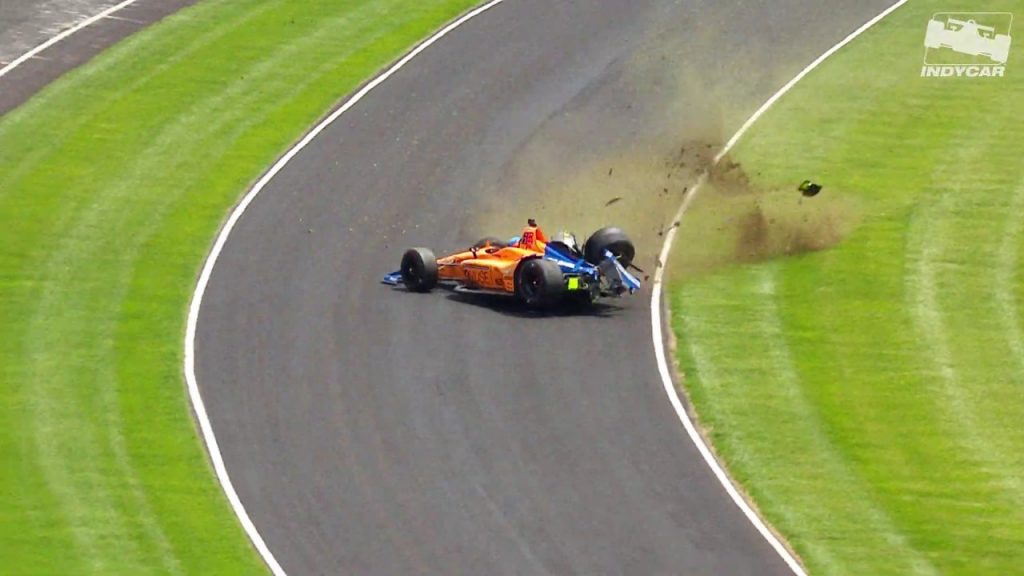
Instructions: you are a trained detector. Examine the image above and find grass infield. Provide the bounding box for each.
[0,0,477,573]
[669,1,1023,574]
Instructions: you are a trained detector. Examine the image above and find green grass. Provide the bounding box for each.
[668,2,1024,574]
[0,0,477,573]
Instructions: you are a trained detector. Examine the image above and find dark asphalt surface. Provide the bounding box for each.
[0,0,198,115]
[192,1,897,574]
[0,0,120,61]
[0,0,896,574]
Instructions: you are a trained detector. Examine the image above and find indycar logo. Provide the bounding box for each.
[922,12,1012,77]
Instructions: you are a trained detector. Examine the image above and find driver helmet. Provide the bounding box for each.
[551,231,579,252]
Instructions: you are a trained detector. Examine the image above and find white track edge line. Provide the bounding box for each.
[650,2,908,575]
[183,2,506,574]
[0,0,142,79]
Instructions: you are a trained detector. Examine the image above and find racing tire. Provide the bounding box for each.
[584,227,635,268]
[400,247,438,292]
[514,258,565,308]
[472,236,507,249]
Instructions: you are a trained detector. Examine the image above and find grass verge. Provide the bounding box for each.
[0,0,477,572]
[668,2,1024,574]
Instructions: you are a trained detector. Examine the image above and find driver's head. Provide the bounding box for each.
[527,218,537,227]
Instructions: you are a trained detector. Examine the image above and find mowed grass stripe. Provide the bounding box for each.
[755,267,939,576]
[0,1,283,201]
[673,267,937,575]
[905,109,1024,511]
[22,5,294,567]
[668,1,1024,573]
[0,0,478,573]
[995,180,1024,373]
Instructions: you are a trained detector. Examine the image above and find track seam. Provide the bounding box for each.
[649,2,909,575]
[183,2,507,574]
[0,0,143,79]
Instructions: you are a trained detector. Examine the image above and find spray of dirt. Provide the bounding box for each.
[735,202,847,262]
[708,154,854,263]
[471,3,859,281]
[473,134,724,278]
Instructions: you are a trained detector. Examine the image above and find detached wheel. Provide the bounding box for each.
[472,236,507,249]
[515,258,565,308]
[584,227,635,267]
[400,248,438,292]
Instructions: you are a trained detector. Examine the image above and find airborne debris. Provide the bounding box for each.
[799,180,823,197]
[605,197,622,207]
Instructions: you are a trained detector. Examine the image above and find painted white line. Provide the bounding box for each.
[0,0,143,79]
[183,2,506,574]
[103,14,146,25]
[649,2,908,575]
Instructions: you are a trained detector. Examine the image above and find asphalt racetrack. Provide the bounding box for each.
[196,1,893,573]
[0,0,199,115]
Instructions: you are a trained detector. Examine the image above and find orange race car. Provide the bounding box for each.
[383,220,641,308]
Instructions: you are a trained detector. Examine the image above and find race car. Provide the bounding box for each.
[382,223,641,308]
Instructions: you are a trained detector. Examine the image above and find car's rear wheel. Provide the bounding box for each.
[514,258,565,308]
[400,247,438,292]
[584,227,635,267]
[472,236,507,249]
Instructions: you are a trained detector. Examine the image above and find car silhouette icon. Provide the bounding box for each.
[924,17,1011,64]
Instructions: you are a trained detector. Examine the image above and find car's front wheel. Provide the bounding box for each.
[514,258,565,308]
[400,247,438,292]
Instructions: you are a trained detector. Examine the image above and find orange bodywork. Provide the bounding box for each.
[437,242,545,293]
